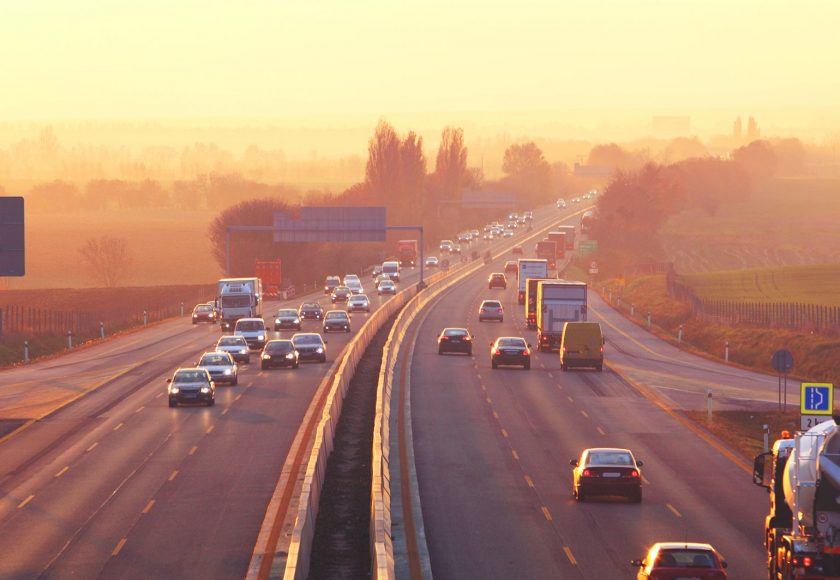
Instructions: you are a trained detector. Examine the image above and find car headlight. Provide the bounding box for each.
[200,386,211,393]
[316,347,324,354]
[275,319,281,324]
[293,318,300,323]
[262,354,271,359]
[285,353,295,359]
[240,348,248,354]
[192,314,198,318]
[223,369,232,375]
[258,334,265,341]
[170,386,180,394]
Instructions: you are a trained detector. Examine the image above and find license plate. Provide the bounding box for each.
[602,472,621,478]
[183,393,197,399]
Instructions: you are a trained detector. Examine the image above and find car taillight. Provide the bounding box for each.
[480,308,487,312]
[630,470,639,478]
[463,336,472,341]
[582,469,591,477]
[600,346,604,353]
[440,336,449,341]
[523,350,530,356]
[493,349,500,355]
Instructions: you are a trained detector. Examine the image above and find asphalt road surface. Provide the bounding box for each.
[409,252,769,579]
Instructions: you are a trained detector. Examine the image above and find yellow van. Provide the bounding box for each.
[560,322,604,372]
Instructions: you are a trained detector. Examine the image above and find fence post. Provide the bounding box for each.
[180,302,185,317]
[678,324,683,344]
[707,389,713,421]
[24,340,29,363]
[143,310,148,327]
[647,313,651,328]
[724,340,730,362]
[100,321,105,339]
[630,304,635,316]
[67,330,73,349]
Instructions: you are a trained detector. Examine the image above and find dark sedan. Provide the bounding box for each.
[331,286,352,303]
[167,368,215,407]
[291,333,327,363]
[437,328,473,355]
[260,339,299,369]
[298,302,324,320]
[273,308,302,331]
[571,447,643,502]
[490,336,531,369]
[323,310,351,333]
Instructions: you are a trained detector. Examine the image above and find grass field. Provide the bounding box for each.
[6,208,222,290]
[684,409,800,460]
[662,177,840,273]
[678,264,840,306]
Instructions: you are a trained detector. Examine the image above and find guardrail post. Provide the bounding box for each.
[678,324,683,343]
[647,313,651,328]
[143,310,148,327]
[707,389,713,420]
[67,330,73,349]
[608,289,612,303]
[100,321,105,339]
[24,339,29,363]
[180,302,184,317]
[724,340,730,362]
[630,304,635,316]
[763,424,769,452]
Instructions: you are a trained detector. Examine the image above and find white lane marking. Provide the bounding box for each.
[596,426,606,435]
[667,503,682,518]
[113,422,124,431]
[564,546,577,565]
[86,442,99,452]
[580,410,589,418]
[168,470,178,481]
[112,538,127,556]
[54,466,69,478]
[18,495,34,509]
[524,475,535,488]
[142,499,155,514]
[541,506,553,521]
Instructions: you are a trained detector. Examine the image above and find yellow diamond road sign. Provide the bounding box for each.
[800,383,834,415]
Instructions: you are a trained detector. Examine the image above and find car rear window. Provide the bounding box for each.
[277,310,298,317]
[482,301,501,308]
[656,550,716,568]
[195,305,213,312]
[302,303,319,309]
[497,338,525,347]
[444,329,468,337]
[588,451,633,466]
[293,335,322,345]
[326,312,348,319]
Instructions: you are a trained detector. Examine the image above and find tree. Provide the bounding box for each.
[365,120,402,199]
[732,140,777,179]
[208,197,290,276]
[435,127,468,196]
[501,142,551,205]
[398,131,427,221]
[78,236,133,287]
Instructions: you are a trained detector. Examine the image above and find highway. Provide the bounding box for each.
[407,251,769,579]
[0,278,403,578]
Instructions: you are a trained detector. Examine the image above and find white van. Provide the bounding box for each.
[234,317,267,350]
[382,261,400,283]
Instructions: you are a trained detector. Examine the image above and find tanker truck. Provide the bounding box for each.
[754,419,840,579]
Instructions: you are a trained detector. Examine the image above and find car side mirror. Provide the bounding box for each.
[753,451,772,490]
[323,340,328,345]
[569,459,578,467]
[630,559,643,568]
[721,561,728,569]
[636,460,643,467]
[166,378,172,383]
[489,342,494,347]
[527,343,532,348]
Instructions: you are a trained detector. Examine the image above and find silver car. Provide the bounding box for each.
[195,351,238,385]
[215,335,250,364]
[274,308,302,331]
[377,280,396,295]
[478,299,504,322]
[347,294,371,313]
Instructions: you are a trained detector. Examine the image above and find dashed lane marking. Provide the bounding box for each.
[188,446,198,456]
[581,410,589,418]
[206,425,215,434]
[235,394,243,401]
[54,466,69,478]
[221,408,229,416]
[512,450,519,460]
[524,475,535,488]
[135,406,145,414]
[492,411,499,419]
[86,442,98,452]
[17,495,34,509]
[113,422,124,431]
[155,393,163,399]
[596,426,606,435]
[667,503,682,518]
[564,546,578,566]
[567,396,574,403]
[541,506,553,521]
[642,475,650,485]
[501,429,509,438]
[547,373,554,378]
[168,470,178,482]
[142,500,155,514]
[111,538,127,557]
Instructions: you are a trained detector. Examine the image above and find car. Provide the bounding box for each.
[195,351,238,385]
[502,229,514,238]
[234,317,267,350]
[437,328,473,355]
[556,199,566,209]
[345,278,364,295]
[375,274,392,285]
[371,265,383,279]
[425,256,439,268]
[273,308,302,331]
[471,229,480,239]
[504,260,517,274]
[560,322,605,371]
[452,244,462,254]
[439,240,454,253]
[323,310,352,333]
[488,273,507,289]
[215,335,251,364]
[381,261,401,283]
[324,275,341,295]
[260,339,299,369]
[298,302,324,320]
[331,286,352,303]
[523,211,534,220]
[347,294,371,313]
[490,336,531,369]
[377,280,397,295]
[191,303,217,324]
[343,274,361,286]
[167,368,215,407]
[291,333,327,363]
[478,300,503,322]
[632,543,728,579]
[570,448,643,502]
[511,245,523,255]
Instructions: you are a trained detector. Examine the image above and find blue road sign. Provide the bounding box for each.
[273,207,386,242]
[800,383,834,415]
[0,197,25,276]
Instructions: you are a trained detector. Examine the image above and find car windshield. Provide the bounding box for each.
[326,312,348,320]
[217,337,246,347]
[221,295,251,308]
[236,320,264,331]
[497,338,525,347]
[444,329,468,337]
[195,305,213,312]
[277,310,298,317]
[200,354,231,366]
[335,287,349,294]
[267,341,293,353]
[174,370,208,383]
[326,277,340,284]
[656,550,715,569]
[293,335,322,345]
[588,451,634,466]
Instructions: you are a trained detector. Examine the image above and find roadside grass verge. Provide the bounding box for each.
[683,409,800,460]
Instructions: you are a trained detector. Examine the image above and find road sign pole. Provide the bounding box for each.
[778,374,782,411]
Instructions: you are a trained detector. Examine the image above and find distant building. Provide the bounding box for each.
[651,116,691,138]
[733,116,742,140]
[747,116,760,140]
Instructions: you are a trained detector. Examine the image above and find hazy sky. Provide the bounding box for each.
[2,0,839,125]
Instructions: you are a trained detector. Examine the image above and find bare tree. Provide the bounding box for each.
[365,119,402,198]
[435,126,468,196]
[78,236,133,287]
